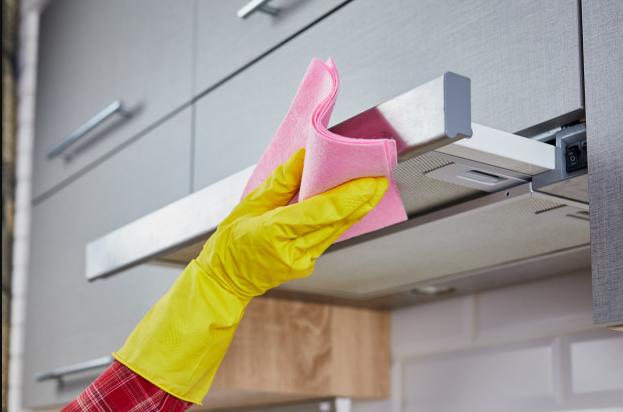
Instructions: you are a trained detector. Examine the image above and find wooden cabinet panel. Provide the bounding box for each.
[32,0,193,200]
[202,297,390,409]
[193,0,583,191]
[22,109,192,408]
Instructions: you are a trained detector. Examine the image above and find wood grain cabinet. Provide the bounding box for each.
[203,298,390,410]
[22,109,192,408]
[193,0,583,192]
[32,0,193,201]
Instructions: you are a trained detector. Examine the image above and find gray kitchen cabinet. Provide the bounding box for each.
[193,0,348,95]
[22,109,192,408]
[582,0,623,326]
[193,0,583,191]
[32,0,193,201]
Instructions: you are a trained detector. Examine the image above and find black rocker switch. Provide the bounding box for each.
[565,145,582,172]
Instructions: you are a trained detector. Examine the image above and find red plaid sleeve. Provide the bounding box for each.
[61,360,193,412]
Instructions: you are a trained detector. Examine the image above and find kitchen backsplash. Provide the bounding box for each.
[353,270,623,412]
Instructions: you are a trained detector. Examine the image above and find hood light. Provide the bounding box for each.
[411,285,456,296]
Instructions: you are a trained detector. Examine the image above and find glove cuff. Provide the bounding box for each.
[114,259,248,405]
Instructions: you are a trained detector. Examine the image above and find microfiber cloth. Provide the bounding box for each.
[242,58,407,241]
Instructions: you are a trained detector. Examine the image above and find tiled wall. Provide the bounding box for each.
[353,270,623,412]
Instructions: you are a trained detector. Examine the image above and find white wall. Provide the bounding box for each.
[353,270,623,412]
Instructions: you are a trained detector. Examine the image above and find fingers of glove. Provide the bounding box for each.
[282,224,340,274]
[294,177,389,259]
[278,177,387,279]
[224,149,305,224]
[266,176,389,242]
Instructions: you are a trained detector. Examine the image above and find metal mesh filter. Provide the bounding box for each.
[394,154,485,216]
[282,196,590,297]
[163,155,489,266]
[161,155,588,301]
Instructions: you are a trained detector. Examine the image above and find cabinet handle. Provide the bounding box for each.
[237,0,280,19]
[35,355,114,382]
[46,100,132,160]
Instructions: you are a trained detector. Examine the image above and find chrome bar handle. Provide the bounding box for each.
[35,355,114,382]
[237,0,280,19]
[47,100,132,160]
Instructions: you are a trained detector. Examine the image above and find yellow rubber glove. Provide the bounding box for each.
[113,149,389,404]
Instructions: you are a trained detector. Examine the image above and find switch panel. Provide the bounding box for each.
[532,123,589,204]
[560,124,588,174]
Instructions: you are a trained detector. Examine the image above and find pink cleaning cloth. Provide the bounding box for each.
[242,58,407,241]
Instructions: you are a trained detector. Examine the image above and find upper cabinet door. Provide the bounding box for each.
[193,0,348,95]
[279,0,583,135]
[582,0,623,325]
[23,108,192,408]
[193,0,583,191]
[32,0,193,200]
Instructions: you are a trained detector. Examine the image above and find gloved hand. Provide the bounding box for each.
[113,148,389,404]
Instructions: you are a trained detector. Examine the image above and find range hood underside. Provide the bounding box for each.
[86,71,589,308]
[88,134,587,309]
[156,179,590,309]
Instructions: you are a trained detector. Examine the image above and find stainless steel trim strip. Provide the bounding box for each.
[86,73,472,280]
[330,72,472,162]
[87,166,254,280]
[35,356,114,382]
[47,100,132,160]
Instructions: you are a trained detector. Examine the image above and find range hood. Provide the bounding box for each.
[86,73,590,308]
